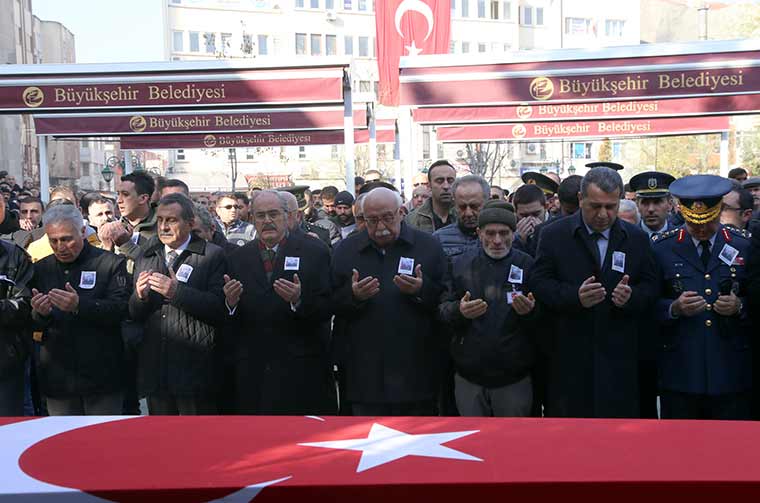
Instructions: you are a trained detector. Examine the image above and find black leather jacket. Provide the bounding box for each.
[0,240,33,378]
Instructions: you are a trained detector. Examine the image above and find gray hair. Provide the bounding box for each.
[193,203,215,231]
[278,191,299,212]
[581,167,624,197]
[360,187,403,213]
[451,175,489,202]
[253,189,289,213]
[43,203,84,231]
[618,199,641,224]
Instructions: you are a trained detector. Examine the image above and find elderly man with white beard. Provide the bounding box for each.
[438,200,538,417]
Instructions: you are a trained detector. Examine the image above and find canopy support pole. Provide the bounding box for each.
[39,135,50,204]
[343,76,355,196]
[124,150,133,174]
[368,102,377,180]
[720,131,729,177]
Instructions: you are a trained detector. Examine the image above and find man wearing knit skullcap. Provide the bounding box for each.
[438,199,538,417]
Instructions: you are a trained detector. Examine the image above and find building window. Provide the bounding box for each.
[296,0,304,6]
[504,42,510,52]
[221,33,232,54]
[462,41,470,53]
[478,42,486,53]
[612,142,624,158]
[373,81,379,95]
[358,0,368,11]
[189,32,199,52]
[502,1,511,19]
[461,0,469,17]
[359,80,371,92]
[449,40,456,53]
[344,0,352,9]
[177,149,186,161]
[605,19,625,37]
[571,142,592,159]
[310,0,319,8]
[311,34,322,55]
[204,32,216,53]
[296,33,307,55]
[451,0,456,16]
[522,6,533,25]
[331,144,339,160]
[246,148,255,160]
[489,0,498,19]
[477,0,486,18]
[565,17,593,35]
[344,35,353,55]
[536,7,543,25]
[299,146,306,159]
[358,36,369,57]
[258,34,268,55]
[326,0,334,8]
[326,34,337,55]
[173,31,183,52]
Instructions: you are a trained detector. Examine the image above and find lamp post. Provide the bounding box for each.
[101,165,114,191]
[228,148,238,192]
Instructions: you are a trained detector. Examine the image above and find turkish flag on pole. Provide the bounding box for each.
[375,0,451,106]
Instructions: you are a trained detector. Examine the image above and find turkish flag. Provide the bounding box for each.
[375,0,451,106]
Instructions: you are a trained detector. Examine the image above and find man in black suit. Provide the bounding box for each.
[223,190,335,415]
[530,167,658,418]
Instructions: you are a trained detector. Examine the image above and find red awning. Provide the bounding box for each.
[435,116,731,143]
[0,59,348,112]
[400,40,760,106]
[119,123,395,150]
[34,107,368,136]
[413,95,760,124]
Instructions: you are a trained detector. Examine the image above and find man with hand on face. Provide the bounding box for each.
[512,184,547,255]
[433,175,489,261]
[331,187,448,416]
[656,175,752,420]
[439,201,537,417]
[224,190,334,415]
[406,160,457,233]
[31,204,130,415]
[129,194,227,415]
[530,167,658,418]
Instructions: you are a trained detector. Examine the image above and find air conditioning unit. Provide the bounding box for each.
[456,149,465,158]
[526,143,538,154]
[326,10,338,21]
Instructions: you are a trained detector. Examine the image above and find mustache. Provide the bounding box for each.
[262,224,277,231]
[376,229,392,237]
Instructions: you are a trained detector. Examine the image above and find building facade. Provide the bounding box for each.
[164,0,640,192]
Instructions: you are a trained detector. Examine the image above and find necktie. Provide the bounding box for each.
[699,240,711,268]
[166,250,179,270]
[590,232,603,266]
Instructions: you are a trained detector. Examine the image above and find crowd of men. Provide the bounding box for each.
[1,160,760,420]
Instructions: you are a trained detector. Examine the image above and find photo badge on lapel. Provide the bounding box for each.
[79,271,96,289]
[176,264,193,283]
[284,256,300,271]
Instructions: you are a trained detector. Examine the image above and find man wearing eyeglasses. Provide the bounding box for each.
[720,184,754,231]
[224,190,335,415]
[331,187,448,416]
[216,194,256,246]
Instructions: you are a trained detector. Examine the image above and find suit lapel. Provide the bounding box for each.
[706,229,727,274]
[247,239,269,289]
[673,234,704,272]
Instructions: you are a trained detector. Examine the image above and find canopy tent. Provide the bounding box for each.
[0,58,359,200]
[435,116,731,143]
[396,39,760,186]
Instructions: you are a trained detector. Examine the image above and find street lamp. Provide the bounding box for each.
[101,165,114,190]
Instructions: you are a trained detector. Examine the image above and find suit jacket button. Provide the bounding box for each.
[706,304,712,311]
[705,319,713,327]
[705,288,712,296]
[704,274,711,280]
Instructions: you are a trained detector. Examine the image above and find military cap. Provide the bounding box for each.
[742,176,760,189]
[521,171,559,196]
[629,171,676,199]
[276,184,310,210]
[586,161,624,171]
[669,175,733,225]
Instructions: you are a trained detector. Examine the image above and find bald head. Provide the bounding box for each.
[362,187,404,248]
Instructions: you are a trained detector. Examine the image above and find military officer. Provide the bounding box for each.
[629,171,677,240]
[652,175,752,420]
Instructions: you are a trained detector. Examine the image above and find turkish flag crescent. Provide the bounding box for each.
[375,0,451,106]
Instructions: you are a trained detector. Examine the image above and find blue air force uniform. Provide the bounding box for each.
[652,175,752,419]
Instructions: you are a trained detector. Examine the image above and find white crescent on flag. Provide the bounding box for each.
[394,0,435,41]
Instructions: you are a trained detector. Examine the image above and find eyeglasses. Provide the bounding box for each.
[365,213,396,227]
[253,210,284,221]
[218,204,242,210]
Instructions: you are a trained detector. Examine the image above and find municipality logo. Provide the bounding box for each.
[511,124,527,139]
[516,105,533,120]
[203,134,217,148]
[129,115,147,133]
[22,87,44,108]
[529,77,554,101]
